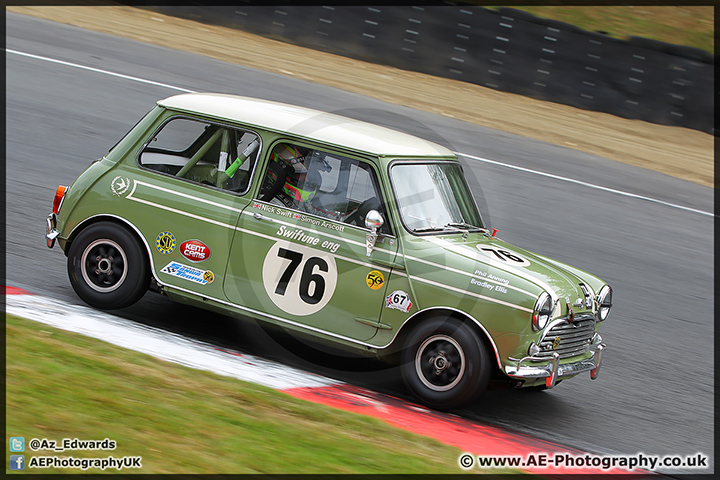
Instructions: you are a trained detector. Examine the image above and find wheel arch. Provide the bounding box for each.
[66,214,156,280]
[382,306,502,370]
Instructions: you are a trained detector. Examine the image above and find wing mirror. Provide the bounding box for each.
[365,210,384,257]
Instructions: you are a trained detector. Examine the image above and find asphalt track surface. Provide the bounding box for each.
[6,12,714,473]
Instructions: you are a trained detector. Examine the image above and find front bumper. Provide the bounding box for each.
[504,343,605,389]
[46,213,60,248]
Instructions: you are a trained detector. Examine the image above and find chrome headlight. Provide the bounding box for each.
[596,285,613,321]
[532,291,553,331]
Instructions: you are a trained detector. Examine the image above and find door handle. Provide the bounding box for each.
[253,212,274,222]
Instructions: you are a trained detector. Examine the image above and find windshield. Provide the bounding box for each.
[390,162,484,233]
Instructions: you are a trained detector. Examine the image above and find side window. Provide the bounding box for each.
[139,117,260,194]
[258,142,389,233]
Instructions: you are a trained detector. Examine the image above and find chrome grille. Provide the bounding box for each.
[536,318,596,359]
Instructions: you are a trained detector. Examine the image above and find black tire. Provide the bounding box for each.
[401,317,490,410]
[67,221,149,310]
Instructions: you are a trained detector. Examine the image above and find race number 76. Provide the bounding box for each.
[478,246,530,266]
[262,242,338,316]
[275,248,328,305]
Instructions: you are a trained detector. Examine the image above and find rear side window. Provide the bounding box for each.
[147,118,207,152]
[139,117,260,194]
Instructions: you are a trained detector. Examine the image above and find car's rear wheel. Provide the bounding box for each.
[401,317,490,410]
[67,221,149,309]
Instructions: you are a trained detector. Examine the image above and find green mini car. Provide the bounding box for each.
[46,93,611,409]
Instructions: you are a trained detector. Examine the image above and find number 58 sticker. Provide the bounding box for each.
[262,241,338,316]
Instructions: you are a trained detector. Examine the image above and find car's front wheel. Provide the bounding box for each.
[401,317,490,410]
[67,221,149,310]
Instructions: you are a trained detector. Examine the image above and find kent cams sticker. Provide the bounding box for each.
[180,240,211,262]
[161,261,214,285]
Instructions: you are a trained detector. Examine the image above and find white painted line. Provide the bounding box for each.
[456,152,713,218]
[133,180,245,213]
[7,48,712,218]
[6,49,197,93]
[6,293,339,390]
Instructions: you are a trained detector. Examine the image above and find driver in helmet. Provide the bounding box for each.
[265,144,330,213]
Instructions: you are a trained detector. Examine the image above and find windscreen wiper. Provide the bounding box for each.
[445,222,487,233]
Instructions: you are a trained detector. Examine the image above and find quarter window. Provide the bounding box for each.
[139,117,260,194]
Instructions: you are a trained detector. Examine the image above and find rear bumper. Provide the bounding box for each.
[46,213,60,248]
[504,342,605,389]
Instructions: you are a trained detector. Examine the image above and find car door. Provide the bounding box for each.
[131,116,260,300]
[224,141,398,341]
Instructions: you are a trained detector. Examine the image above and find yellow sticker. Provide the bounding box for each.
[203,270,215,284]
[366,270,385,290]
[156,231,176,255]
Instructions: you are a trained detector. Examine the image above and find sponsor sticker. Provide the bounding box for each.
[155,231,176,255]
[274,225,341,253]
[111,176,131,196]
[366,270,385,290]
[180,240,211,262]
[160,261,214,285]
[386,290,412,313]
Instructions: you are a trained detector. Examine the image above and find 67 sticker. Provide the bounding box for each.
[386,290,412,313]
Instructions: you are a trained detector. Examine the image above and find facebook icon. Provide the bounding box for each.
[9,455,25,470]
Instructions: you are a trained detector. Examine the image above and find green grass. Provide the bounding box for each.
[484,4,714,54]
[5,314,508,474]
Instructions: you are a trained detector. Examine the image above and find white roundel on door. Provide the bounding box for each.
[262,240,338,316]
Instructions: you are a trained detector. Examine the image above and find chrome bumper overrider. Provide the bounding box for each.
[46,213,60,248]
[505,343,605,389]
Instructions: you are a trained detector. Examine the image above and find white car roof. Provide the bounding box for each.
[157,93,455,158]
